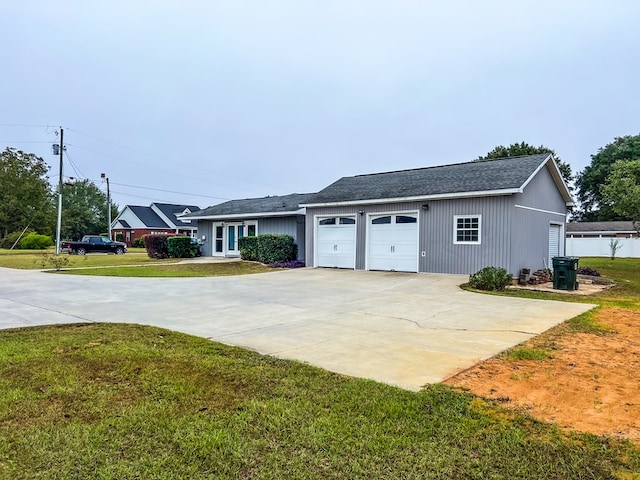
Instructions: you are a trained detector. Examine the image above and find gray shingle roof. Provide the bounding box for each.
[129,206,170,228]
[566,221,636,233]
[152,203,200,227]
[187,193,315,219]
[302,154,552,205]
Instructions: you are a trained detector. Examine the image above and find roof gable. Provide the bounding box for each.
[128,206,171,229]
[302,154,570,206]
[150,203,200,227]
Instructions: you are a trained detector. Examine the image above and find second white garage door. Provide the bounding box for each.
[368,214,418,272]
[316,217,356,269]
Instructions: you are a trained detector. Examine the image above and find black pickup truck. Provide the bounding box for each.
[62,236,127,255]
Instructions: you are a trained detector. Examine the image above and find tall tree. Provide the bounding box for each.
[476,142,573,189]
[61,179,119,240]
[602,160,640,232]
[0,148,55,240]
[575,134,640,221]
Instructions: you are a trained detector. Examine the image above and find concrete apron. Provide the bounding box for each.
[0,267,594,391]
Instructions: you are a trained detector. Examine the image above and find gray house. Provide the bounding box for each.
[183,193,313,260]
[300,154,572,275]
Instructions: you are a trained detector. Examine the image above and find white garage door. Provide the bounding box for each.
[316,217,356,269]
[548,224,562,270]
[368,214,418,272]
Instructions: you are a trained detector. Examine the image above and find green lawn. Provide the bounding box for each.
[52,261,274,277]
[1,254,639,478]
[1,323,637,479]
[0,250,175,270]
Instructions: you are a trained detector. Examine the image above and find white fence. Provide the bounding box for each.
[566,236,640,258]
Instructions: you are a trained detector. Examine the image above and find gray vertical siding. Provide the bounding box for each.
[198,221,214,256]
[509,164,568,273]
[197,216,305,260]
[307,199,515,274]
[259,216,306,260]
[422,196,513,274]
[306,172,569,276]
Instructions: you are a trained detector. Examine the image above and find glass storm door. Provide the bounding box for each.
[227,224,244,256]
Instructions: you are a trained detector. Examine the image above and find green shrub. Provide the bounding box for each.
[143,234,171,259]
[257,234,297,264]
[468,266,513,291]
[239,234,297,264]
[132,237,145,248]
[0,230,34,249]
[167,236,199,258]
[20,233,54,250]
[239,236,259,261]
[115,232,124,242]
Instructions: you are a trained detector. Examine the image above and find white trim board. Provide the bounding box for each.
[514,204,567,217]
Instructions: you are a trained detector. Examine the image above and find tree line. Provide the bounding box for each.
[476,136,640,228]
[1,134,639,248]
[0,147,118,247]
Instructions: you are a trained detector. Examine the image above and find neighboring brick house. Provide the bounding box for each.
[111,203,199,246]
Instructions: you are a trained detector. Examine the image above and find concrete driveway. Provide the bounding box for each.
[0,267,594,390]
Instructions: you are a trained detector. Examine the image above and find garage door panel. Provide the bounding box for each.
[317,219,356,269]
[368,214,418,272]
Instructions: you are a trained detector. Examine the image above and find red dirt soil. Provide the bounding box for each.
[444,307,640,444]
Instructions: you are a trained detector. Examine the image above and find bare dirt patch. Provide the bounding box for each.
[445,307,640,444]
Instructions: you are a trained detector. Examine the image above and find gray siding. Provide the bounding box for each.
[199,220,214,256]
[509,164,568,273]
[422,196,513,275]
[259,216,306,260]
[306,184,568,275]
[308,199,514,274]
[197,216,305,260]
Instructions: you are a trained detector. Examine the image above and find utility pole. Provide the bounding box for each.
[55,128,64,255]
[101,173,111,240]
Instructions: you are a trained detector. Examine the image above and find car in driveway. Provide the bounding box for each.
[62,235,127,255]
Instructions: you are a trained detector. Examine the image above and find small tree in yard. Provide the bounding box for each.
[609,238,622,260]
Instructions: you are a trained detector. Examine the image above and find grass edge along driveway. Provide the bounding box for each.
[0,322,638,479]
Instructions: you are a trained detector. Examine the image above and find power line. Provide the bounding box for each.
[63,127,284,194]
[64,149,87,180]
[110,189,215,206]
[110,181,229,200]
[0,123,53,128]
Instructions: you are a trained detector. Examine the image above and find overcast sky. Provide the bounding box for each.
[2,1,639,210]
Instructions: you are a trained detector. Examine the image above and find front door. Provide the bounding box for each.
[227,223,245,256]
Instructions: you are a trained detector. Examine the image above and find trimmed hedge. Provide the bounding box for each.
[238,236,259,261]
[468,266,513,291]
[239,234,297,264]
[143,234,170,259]
[20,233,54,250]
[167,236,199,258]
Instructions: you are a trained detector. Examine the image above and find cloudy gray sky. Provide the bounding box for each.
[2,1,639,210]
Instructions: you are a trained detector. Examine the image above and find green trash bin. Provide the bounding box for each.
[552,257,579,291]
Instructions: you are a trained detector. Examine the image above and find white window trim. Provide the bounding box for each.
[453,214,482,245]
